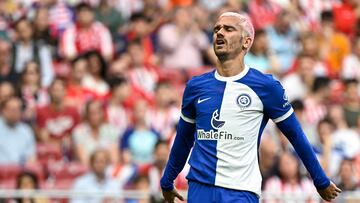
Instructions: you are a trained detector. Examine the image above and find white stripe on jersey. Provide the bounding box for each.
[273,108,294,123]
[215,81,263,196]
[181,113,195,124]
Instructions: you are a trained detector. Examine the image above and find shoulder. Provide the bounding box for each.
[93,22,109,31]
[36,105,49,113]
[18,122,34,137]
[186,70,215,88]
[243,67,279,89]
[264,176,282,190]
[73,173,95,187]
[73,123,88,134]
[159,23,176,32]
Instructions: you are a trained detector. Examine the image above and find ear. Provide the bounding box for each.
[243,37,252,50]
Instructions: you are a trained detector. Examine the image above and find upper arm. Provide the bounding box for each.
[262,76,293,123]
[180,80,197,124]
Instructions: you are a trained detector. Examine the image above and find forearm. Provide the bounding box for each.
[276,113,330,189]
[160,118,196,191]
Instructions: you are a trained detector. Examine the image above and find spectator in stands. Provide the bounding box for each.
[0,81,15,105]
[119,12,156,65]
[342,79,360,128]
[32,6,57,58]
[244,29,279,75]
[107,57,129,80]
[120,100,160,165]
[19,61,49,124]
[335,158,359,191]
[303,77,331,126]
[327,105,360,176]
[82,51,110,100]
[106,77,131,136]
[264,152,317,203]
[266,10,299,74]
[341,35,360,81]
[144,140,189,198]
[333,0,359,37]
[291,99,317,145]
[0,40,17,85]
[149,81,179,140]
[12,17,54,87]
[95,0,124,39]
[158,6,209,69]
[298,32,328,76]
[318,10,350,77]
[0,97,36,165]
[126,175,152,203]
[126,40,159,103]
[248,0,281,30]
[138,140,170,198]
[259,136,279,189]
[65,55,90,111]
[72,100,119,166]
[314,118,336,176]
[36,78,80,157]
[38,0,74,39]
[282,54,316,101]
[13,171,48,203]
[60,3,113,61]
[71,149,119,203]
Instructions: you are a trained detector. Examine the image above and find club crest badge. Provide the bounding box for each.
[237,94,251,110]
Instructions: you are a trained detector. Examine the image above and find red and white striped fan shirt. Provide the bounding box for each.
[60,22,113,59]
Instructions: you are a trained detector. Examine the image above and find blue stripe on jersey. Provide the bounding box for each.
[257,116,269,150]
[186,72,227,185]
[237,68,292,122]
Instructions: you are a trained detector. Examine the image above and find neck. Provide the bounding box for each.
[95,172,105,181]
[71,79,82,86]
[287,177,298,185]
[90,124,100,132]
[216,54,245,77]
[51,102,63,111]
[21,40,31,46]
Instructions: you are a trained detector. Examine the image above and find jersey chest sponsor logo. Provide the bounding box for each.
[211,109,225,129]
[236,94,251,110]
[197,109,244,141]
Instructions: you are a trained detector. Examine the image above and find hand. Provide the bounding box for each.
[162,188,184,203]
[317,181,342,201]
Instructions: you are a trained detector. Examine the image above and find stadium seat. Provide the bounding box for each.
[48,161,88,180]
[0,164,21,181]
[0,165,21,189]
[24,162,46,182]
[36,143,63,167]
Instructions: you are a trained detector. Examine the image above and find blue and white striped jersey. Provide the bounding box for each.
[161,65,329,197]
[181,65,292,196]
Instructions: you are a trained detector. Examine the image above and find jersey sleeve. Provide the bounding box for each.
[262,76,293,123]
[180,80,197,124]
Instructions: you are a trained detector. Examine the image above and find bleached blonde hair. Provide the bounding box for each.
[219,12,255,50]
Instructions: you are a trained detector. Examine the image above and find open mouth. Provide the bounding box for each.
[216,39,225,45]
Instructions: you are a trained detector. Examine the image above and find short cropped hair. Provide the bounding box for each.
[219,12,255,49]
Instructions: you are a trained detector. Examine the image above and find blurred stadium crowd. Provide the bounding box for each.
[0,0,360,202]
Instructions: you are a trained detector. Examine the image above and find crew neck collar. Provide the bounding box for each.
[214,64,249,82]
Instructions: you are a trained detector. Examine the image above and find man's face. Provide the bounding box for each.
[49,80,65,105]
[16,20,33,42]
[2,98,22,126]
[154,143,169,169]
[91,152,108,176]
[87,101,103,127]
[77,9,94,27]
[213,16,249,59]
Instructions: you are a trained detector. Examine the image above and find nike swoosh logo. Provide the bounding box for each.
[198,97,211,104]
